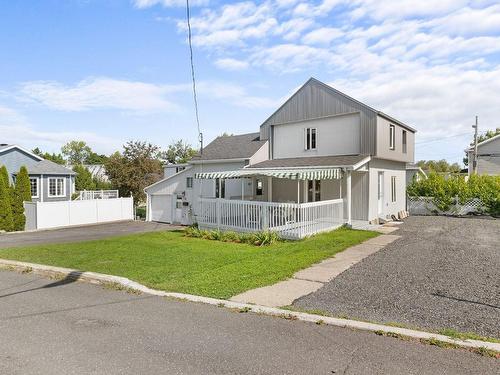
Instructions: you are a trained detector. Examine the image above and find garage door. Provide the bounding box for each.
[151,194,172,223]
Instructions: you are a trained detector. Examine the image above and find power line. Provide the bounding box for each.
[186,0,203,153]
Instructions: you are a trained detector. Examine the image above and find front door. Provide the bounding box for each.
[377,172,384,216]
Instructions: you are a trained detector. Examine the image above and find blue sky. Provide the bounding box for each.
[1,0,500,164]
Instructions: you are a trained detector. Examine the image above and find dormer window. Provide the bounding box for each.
[305,128,317,150]
[389,125,395,150]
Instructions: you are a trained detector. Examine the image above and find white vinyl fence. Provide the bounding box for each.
[197,198,344,239]
[408,196,484,216]
[24,197,134,230]
[76,190,119,200]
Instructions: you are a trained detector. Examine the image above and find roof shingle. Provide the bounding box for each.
[248,155,368,169]
[193,132,267,161]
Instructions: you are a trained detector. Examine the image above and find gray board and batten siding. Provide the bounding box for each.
[259,78,378,156]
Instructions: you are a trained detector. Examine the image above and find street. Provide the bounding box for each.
[0,270,497,374]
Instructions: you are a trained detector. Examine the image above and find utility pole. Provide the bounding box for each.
[472,116,478,174]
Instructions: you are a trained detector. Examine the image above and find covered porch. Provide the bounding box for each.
[194,158,367,239]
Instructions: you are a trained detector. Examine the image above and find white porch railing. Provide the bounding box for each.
[76,190,119,200]
[197,198,344,240]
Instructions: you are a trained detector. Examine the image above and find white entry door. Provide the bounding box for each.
[377,172,384,216]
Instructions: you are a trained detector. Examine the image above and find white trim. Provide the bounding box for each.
[352,156,371,171]
[389,124,395,150]
[29,177,40,199]
[0,144,44,161]
[391,176,397,203]
[144,166,192,192]
[47,177,66,198]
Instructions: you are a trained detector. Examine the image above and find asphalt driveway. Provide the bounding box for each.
[294,216,500,338]
[0,270,497,374]
[0,221,179,249]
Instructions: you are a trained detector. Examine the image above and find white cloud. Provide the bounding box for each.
[133,0,207,8]
[197,81,280,109]
[19,78,187,112]
[0,105,121,153]
[214,58,249,70]
[302,27,343,44]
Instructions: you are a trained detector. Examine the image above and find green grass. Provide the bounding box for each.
[0,227,377,299]
[438,328,500,344]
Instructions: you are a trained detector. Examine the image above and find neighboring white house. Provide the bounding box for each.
[466,134,500,176]
[145,78,416,238]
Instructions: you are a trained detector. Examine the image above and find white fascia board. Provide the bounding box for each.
[144,165,192,192]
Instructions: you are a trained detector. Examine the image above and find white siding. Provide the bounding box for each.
[368,159,407,221]
[272,113,361,159]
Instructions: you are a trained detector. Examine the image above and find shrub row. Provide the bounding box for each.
[185,226,283,246]
[407,173,500,215]
[0,165,31,232]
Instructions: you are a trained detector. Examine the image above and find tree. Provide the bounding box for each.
[12,166,31,231]
[61,140,93,165]
[73,164,97,191]
[160,140,198,164]
[417,159,461,173]
[32,148,65,165]
[463,127,500,166]
[105,141,163,204]
[86,152,108,164]
[0,165,9,187]
[0,174,14,232]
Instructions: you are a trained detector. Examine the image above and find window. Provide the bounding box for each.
[215,178,225,198]
[186,177,193,188]
[305,128,317,150]
[48,177,65,197]
[29,178,39,198]
[255,179,263,196]
[391,176,396,202]
[402,130,407,154]
[307,180,321,202]
[389,125,395,150]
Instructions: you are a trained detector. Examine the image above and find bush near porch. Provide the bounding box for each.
[0,228,377,299]
[407,173,500,215]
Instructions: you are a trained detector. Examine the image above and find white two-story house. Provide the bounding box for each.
[145,78,416,238]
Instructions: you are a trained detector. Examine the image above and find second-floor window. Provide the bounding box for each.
[402,130,407,154]
[389,125,395,150]
[305,128,317,150]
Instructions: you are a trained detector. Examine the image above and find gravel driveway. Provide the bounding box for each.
[294,216,500,338]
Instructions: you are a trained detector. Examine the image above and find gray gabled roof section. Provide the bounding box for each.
[260,78,416,132]
[192,132,267,161]
[20,160,76,175]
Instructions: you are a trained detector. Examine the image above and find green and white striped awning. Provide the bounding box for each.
[195,168,343,180]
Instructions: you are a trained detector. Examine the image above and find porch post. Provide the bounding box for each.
[296,179,300,203]
[267,176,272,202]
[241,178,244,200]
[346,170,352,226]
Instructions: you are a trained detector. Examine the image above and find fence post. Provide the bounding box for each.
[216,198,221,230]
[262,205,268,231]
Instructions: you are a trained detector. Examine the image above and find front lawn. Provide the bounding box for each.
[0,228,377,299]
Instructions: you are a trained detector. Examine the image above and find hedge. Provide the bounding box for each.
[407,173,500,216]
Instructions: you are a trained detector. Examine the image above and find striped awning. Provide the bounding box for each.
[195,167,343,180]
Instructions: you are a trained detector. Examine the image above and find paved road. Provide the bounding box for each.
[294,216,500,337]
[0,221,179,249]
[0,271,497,374]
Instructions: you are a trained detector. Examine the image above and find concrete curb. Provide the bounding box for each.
[1,258,499,353]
